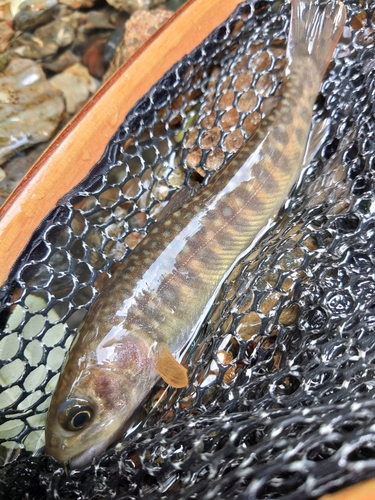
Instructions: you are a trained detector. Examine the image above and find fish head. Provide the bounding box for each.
[45,329,157,468]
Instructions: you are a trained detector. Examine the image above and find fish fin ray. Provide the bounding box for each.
[303,118,331,167]
[158,183,202,221]
[288,0,346,77]
[156,342,188,388]
[261,94,282,118]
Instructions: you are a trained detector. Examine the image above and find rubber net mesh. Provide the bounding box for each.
[1,0,375,498]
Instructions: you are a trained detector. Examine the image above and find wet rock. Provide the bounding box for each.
[105,0,165,14]
[0,140,50,206]
[42,49,80,73]
[82,34,108,78]
[9,33,57,59]
[77,9,128,76]
[68,8,124,65]
[0,1,10,15]
[0,21,14,53]
[9,10,77,59]
[49,62,99,113]
[12,0,58,31]
[59,0,95,10]
[11,36,53,59]
[166,0,186,9]
[0,0,182,206]
[0,53,9,72]
[9,0,23,17]
[104,8,173,80]
[35,12,76,47]
[0,58,64,165]
[85,8,120,29]
[102,26,124,66]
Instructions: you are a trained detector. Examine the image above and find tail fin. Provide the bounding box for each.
[287,0,346,77]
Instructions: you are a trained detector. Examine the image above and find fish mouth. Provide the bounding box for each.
[45,424,117,468]
[45,408,132,468]
[69,440,109,469]
[68,421,127,469]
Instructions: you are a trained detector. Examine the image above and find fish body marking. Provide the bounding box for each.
[45,0,347,468]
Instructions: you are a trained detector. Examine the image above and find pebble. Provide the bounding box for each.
[12,0,58,31]
[0,140,52,205]
[35,14,76,48]
[0,21,14,53]
[85,8,124,29]
[0,57,65,165]
[104,8,173,80]
[0,0,179,199]
[105,0,165,14]
[82,34,109,78]
[42,49,80,73]
[49,62,99,113]
[59,0,95,10]
[9,14,77,59]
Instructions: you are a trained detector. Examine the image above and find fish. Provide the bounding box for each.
[45,0,347,468]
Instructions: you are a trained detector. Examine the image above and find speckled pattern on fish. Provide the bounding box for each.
[45,0,347,468]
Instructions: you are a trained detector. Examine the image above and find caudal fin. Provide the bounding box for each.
[287,0,346,77]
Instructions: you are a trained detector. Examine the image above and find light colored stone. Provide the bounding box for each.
[0,21,14,52]
[42,49,80,73]
[9,0,23,17]
[105,0,164,14]
[0,2,11,21]
[12,0,58,30]
[58,0,95,10]
[104,8,173,80]
[0,138,55,205]
[49,62,99,114]
[0,58,65,165]
[10,34,60,59]
[9,12,77,59]
[35,16,76,48]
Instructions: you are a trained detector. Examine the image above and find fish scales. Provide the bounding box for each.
[81,65,320,351]
[45,0,347,468]
[101,62,322,346]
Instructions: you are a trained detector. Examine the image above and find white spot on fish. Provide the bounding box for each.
[222,206,233,217]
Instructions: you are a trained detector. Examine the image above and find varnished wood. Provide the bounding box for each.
[0,0,245,287]
[319,478,375,500]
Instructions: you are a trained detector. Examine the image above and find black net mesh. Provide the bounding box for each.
[1,0,375,498]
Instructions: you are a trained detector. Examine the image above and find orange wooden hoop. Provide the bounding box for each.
[319,478,375,500]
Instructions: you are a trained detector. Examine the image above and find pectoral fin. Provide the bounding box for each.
[156,342,188,388]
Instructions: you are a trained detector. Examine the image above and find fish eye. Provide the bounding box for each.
[58,399,94,432]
